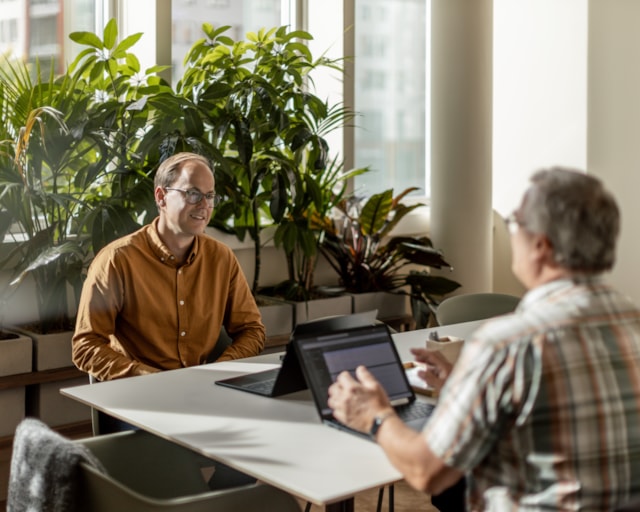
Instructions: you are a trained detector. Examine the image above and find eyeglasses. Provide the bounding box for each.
[504,212,523,235]
[165,187,221,207]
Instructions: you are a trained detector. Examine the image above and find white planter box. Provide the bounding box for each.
[0,331,33,437]
[257,297,294,338]
[350,291,410,320]
[0,331,32,376]
[27,376,91,427]
[15,328,74,371]
[291,295,353,325]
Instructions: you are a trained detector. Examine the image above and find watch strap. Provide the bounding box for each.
[369,411,395,441]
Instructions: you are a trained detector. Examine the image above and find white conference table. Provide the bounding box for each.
[61,319,483,510]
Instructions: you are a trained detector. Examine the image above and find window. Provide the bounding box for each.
[171,0,285,86]
[0,0,429,198]
[353,0,429,197]
[0,0,97,75]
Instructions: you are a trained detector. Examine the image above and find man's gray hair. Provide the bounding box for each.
[520,167,620,272]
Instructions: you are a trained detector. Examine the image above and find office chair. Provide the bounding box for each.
[436,292,520,326]
[8,418,301,512]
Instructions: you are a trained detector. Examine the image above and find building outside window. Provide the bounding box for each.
[353,0,428,197]
[0,0,427,199]
[171,0,283,87]
[0,0,96,76]
[171,0,428,197]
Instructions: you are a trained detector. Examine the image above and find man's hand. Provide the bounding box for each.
[410,348,453,391]
[327,366,393,433]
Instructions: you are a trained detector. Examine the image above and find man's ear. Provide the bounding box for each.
[155,187,166,207]
[533,234,556,266]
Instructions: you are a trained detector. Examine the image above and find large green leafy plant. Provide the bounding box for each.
[320,188,461,326]
[178,25,366,299]
[0,19,461,333]
[0,20,161,333]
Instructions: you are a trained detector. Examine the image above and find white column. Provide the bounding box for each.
[118,0,172,84]
[430,0,493,294]
[588,0,640,304]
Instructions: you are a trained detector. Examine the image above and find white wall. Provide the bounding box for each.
[588,0,640,304]
[492,0,588,217]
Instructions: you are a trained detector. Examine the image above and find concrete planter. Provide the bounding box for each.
[350,291,410,320]
[10,328,90,427]
[26,376,91,427]
[290,294,353,325]
[14,327,74,371]
[0,330,32,437]
[257,296,294,338]
[0,330,32,376]
[259,294,353,329]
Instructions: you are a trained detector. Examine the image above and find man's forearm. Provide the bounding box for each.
[215,328,265,361]
[72,335,159,380]
[376,415,463,495]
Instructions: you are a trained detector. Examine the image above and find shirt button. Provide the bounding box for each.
[179,300,185,306]
[170,255,174,260]
[181,331,186,337]
[178,269,182,274]
[160,257,165,262]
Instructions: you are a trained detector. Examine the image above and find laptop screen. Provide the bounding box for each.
[294,324,414,419]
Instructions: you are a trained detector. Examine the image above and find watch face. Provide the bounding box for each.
[370,412,393,439]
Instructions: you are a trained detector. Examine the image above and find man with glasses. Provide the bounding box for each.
[328,167,640,510]
[73,152,265,384]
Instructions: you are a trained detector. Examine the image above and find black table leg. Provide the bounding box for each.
[325,497,355,512]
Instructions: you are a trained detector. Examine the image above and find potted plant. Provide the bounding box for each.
[319,187,461,328]
[267,155,368,324]
[0,20,161,369]
[176,24,369,326]
[176,26,358,291]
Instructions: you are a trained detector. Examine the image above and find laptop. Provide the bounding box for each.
[293,323,435,439]
[214,310,379,397]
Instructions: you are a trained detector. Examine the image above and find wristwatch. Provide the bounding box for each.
[369,411,395,441]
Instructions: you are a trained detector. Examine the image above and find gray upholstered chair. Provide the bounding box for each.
[8,418,301,512]
[436,292,520,326]
[76,430,301,511]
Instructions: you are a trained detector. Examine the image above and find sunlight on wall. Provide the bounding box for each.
[492,0,587,216]
[307,0,344,165]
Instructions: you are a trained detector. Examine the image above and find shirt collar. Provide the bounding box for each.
[518,274,606,311]
[146,217,199,265]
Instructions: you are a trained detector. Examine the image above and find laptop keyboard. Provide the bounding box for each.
[326,401,435,441]
[394,401,435,422]
[243,378,276,394]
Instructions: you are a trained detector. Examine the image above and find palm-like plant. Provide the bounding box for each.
[271,153,367,301]
[0,20,161,333]
[178,25,362,298]
[0,58,95,332]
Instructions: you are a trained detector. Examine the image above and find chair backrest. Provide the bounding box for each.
[76,430,302,512]
[8,419,301,512]
[78,463,301,512]
[206,326,233,363]
[436,292,520,326]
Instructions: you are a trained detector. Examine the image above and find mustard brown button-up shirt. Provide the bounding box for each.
[72,218,265,380]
